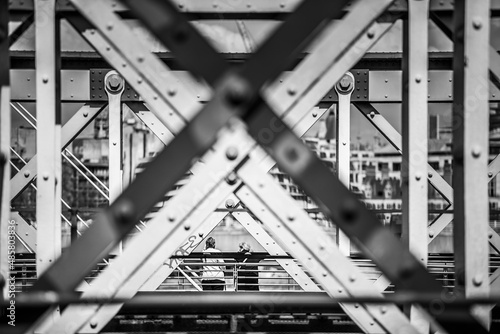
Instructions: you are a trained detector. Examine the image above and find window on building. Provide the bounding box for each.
[489,177,496,197]
[378,162,388,171]
[429,161,440,171]
[393,162,401,171]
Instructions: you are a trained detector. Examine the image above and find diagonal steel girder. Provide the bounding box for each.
[33,0,486,332]
[47,3,399,331]
[37,1,394,332]
[235,161,419,334]
[68,0,397,140]
[115,1,486,331]
[53,99,331,333]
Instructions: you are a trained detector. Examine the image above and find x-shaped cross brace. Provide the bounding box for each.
[31,0,488,333]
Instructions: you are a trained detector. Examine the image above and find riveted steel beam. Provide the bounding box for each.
[263,0,395,114]
[123,103,174,146]
[105,71,125,203]
[452,0,491,328]
[10,212,35,253]
[335,73,355,256]
[68,0,200,128]
[10,0,500,18]
[35,0,61,276]
[401,1,430,331]
[33,0,62,329]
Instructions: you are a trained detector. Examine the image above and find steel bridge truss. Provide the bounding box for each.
[1,0,500,333]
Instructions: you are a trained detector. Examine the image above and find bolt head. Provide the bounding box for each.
[89,319,98,329]
[471,146,482,158]
[226,172,238,185]
[338,76,352,91]
[107,74,123,91]
[226,146,238,160]
[336,73,354,94]
[472,19,482,30]
[225,199,235,209]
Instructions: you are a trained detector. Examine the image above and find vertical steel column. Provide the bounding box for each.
[105,72,125,255]
[105,72,125,202]
[453,0,491,328]
[402,1,430,332]
[335,73,354,256]
[0,0,11,300]
[36,0,61,276]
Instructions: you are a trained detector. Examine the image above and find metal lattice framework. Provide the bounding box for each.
[1,0,500,333]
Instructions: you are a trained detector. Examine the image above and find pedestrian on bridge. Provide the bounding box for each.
[201,237,225,290]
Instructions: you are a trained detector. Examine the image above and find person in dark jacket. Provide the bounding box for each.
[236,242,259,291]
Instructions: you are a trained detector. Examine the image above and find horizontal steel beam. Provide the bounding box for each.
[6,292,500,313]
[8,0,500,17]
[10,50,461,70]
[10,68,500,102]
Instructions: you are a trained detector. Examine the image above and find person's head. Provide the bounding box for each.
[239,242,251,253]
[206,237,216,249]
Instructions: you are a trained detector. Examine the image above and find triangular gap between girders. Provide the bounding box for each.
[158,211,273,291]
[156,208,310,292]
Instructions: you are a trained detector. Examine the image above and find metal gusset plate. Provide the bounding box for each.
[118,0,487,332]
[32,0,348,299]
[89,69,141,101]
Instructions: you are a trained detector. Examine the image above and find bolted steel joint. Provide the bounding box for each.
[225,199,236,209]
[335,72,355,95]
[105,71,125,94]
